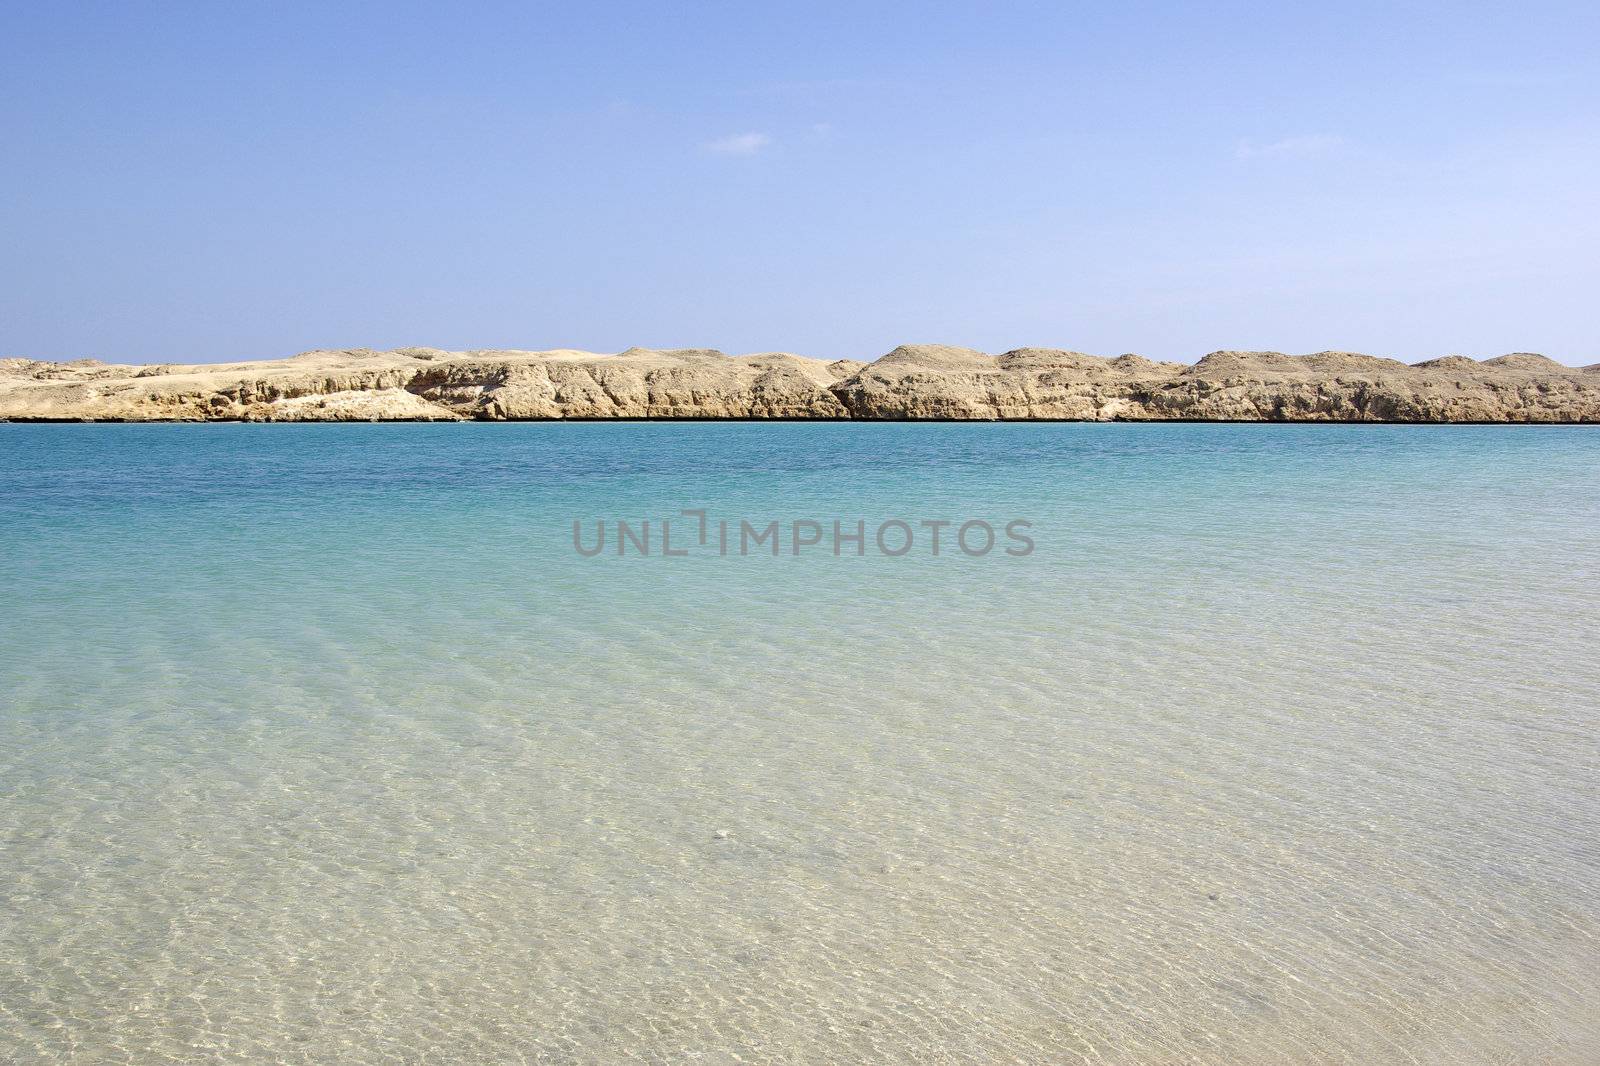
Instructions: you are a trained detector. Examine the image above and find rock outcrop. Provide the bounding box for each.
[2,345,1595,422]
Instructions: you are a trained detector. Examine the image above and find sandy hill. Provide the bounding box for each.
[1,345,1595,423]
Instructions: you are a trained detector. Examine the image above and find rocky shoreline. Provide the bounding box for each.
[3,344,1597,423]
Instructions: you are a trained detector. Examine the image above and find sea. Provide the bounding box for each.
[2,422,1598,1063]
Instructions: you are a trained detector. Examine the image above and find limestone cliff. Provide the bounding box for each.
[2,345,1595,423]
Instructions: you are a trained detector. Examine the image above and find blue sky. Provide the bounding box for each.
[2,1,1596,364]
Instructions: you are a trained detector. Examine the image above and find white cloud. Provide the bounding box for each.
[706,132,772,156]
[1236,134,1346,160]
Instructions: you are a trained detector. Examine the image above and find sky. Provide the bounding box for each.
[2,1,1597,366]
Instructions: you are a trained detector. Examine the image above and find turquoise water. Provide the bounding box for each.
[3,423,1599,1064]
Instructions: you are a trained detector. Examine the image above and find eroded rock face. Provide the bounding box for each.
[832,345,1190,420]
[1,345,1595,422]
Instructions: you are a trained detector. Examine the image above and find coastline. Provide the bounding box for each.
[6,416,1599,426]
[4,344,1597,423]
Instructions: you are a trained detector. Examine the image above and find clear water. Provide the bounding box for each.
[2,423,1598,1065]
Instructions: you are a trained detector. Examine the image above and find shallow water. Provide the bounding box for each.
[2,423,1598,1064]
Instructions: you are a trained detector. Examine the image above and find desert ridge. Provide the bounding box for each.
[1,344,1596,422]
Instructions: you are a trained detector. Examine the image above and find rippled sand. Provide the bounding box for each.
[3,423,1598,1063]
